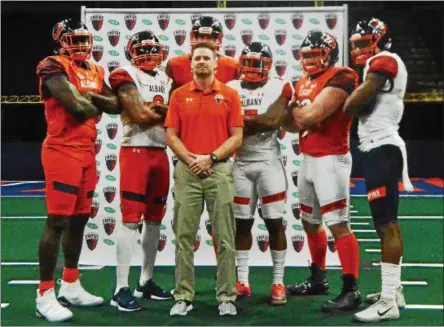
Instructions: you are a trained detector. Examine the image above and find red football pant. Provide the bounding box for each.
[119,147,170,223]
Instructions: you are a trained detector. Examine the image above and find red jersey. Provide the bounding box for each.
[37,55,105,159]
[166,53,238,86]
[294,66,358,157]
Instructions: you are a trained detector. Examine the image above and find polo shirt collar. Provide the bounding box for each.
[189,78,221,93]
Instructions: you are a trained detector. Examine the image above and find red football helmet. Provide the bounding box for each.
[239,42,273,83]
[190,16,223,51]
[299,30,338,76]
[125,30,163,71]
[53,19,93,61]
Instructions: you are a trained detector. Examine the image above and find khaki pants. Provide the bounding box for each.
[172,160,237,303]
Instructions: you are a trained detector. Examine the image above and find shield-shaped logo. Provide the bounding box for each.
[124,14,137,30]
[105,154,117,172]
[157,14,170,31]
[281,155,287,167]
[224,44,236,58]
[205,219,212,236]
[90,200,99,218]
[91,14,104,31]
[171,187,175,199]
[214,94,224,104]
[258,13,270,30]
[174,30,186,46]
[328,235,336,252]
[274,60,287,77]
[274,29,287,46]
[283,219,288,232]
[291,44,302,60]
[107,60,120,73]
[137,222,143,234]
[92,45,104,62]
[103,186,116,203]
[240,29,253,46]
[194,234,201,252]
[95,114,102,124]
[257,234,270,252]
[158,233,167,252]
[106,122,118,140]
[172,156,178,167]
[325,13,337,30]
[291,13,304,30]
[291,170,299,187]
[85,232,99,250]
[191,14,202,25]
[291,75,301,88]
[257,202,263,219]
[162,44,170,61]
[291,138,300,155]
[96,170,101,184]
[107,30,120,47]
[103,217,116,235]
[291,202,301,219]
[278,129,286,140]
[224,13,236,30]
[291,233,305,252]
[95,138,102,154]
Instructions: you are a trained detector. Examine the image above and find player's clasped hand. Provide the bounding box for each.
[188,153,213,176]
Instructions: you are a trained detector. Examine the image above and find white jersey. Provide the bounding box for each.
[227,77,291,161]
[120,65,172,148]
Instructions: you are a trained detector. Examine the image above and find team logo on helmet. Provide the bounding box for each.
[205,219,212,236]
[224,44,236,57]
[85,232,99,250]
[257,234,270,252]
[162,44,170,61]
[258,13,270,30]
[328,235,336,252]
[257,202,263,219]
[291,202,301,219]
[95,138,102,154]
[291,44,302,60]
[92,45,104,62]
[224,13,236,30]
[291,14,304,30]
[91,14,104,31]
[103,217,116,235]
[90,200,99,218]
[191,14,202,24]
[278,129,287,140]
[157,14,170,31]
[96,170,101,184]
[124,14,137,31]
[105,154,117,172]
[291,170,299,187]
[106,122,118,140]
[240,29,253,46]
[194,234,201,252]
[274,29,287,46]
[325,13,337,30]
[107,30,120,47]
[291,138,300,155]
[274,60,287,77]
[107,60,120,73]
[103,186,116,203]
[281,155,287,167]
[291,233,305,252]
[174,30,186,46]
[158,233,167,252]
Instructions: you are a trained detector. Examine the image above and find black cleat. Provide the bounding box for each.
[322,275,362,312]
[287,263,329,296]
[133,279,173,301]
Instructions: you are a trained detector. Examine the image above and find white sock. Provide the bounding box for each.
[271,250,286,285]
[381,262,399,301]
[396,256,403,287]
[139,221,161,286]
[236,250,250,285]
[115,225,137,295]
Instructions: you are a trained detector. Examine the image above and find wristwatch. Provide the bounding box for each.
[210,153,218,165]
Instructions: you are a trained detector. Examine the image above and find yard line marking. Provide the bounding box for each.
[352,194,443,198]
[352,229,376,233]
[1,216,46,219]
[1,181,42,187]
[357,239,379,242]
[405,304,443,310]
[1,262,104,270]
[352,215,443,219]
[350,222,370,226]
[401,281,428,286]
[373,263,443,268]
[1,303,10,309]
[8,280,39,285]
[365,249,381,253]
[350,210,358,213]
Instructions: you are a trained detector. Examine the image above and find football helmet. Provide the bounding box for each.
[239,42,273,83]
[349,18,391,66]
[190,16,223,50]
[299,30,338,76]
[125,30,163,70]
[53,19,93,61]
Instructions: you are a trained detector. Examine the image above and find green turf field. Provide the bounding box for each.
[1,196,443,326]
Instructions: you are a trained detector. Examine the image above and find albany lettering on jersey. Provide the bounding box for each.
[241,95,263,107]
[149,84,166,94]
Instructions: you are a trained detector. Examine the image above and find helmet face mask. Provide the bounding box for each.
[53,19,93,61]
[125,31,163,71]
[238,42,273,83]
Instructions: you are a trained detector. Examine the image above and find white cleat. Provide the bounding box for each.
[366,285,406,308]
[218,301,237,316]
[57,279,104,307]
[170,300,193,316]
[36,289,73,322]
[354,298,400,323]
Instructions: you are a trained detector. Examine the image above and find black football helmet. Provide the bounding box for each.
[190,16,223,50]
[299,30,339,76]
[53,19,92,61]
[125,30,163,70]
[349,18,391,67]
[239,42,273,83]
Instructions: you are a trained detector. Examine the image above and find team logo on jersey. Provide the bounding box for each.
[124,14,137,30]
[107,30,120,47]
[291,13,304,30]
[278,129,287,140]
[152,95,165,105]
[103,186,116,203]
[223,44,236,58]
[107,60,120,73]
[92,45,104,62]
[105,154,117,172]
[291,138,300,155]
[291,202,301,219]
[158,233,167,251]
[224,14,236,30]
[328,235,336,252]
[95,138,102,154]
[91,15,104,31]
[291,44,302,60]
[95,114,102,124]
[325,13,337,30]
[103,217,116,235]
[214,94,224,104]
[96,170,101,184]
[85,232,99,251]
[258,13,270,30]
[157,14,170,31]
[257,202,263,219]
[240,29,253,46]
[106,122,118,140]
[191,14,202,24]
[162,44,169,61]
[174,30,186,46]
[291,233,305,252]
[274,29,287,46]
[172,155,178,166]
[205,219,212,236]
[281,155,287,167]
[291,170,299,187]
[194,234,201,252]
[90,200,99,218]
[274,60,287,77]
[257,234,270,252]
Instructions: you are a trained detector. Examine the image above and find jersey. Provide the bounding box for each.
[294,66,358,157]
[37,55,105,157]
[227,78,292,161]
[166,53,238,86]
[109,66,172,148]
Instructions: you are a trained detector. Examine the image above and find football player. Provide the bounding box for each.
[108,30,173,312]
[284,30,362,313]
[227,42,292,305]
[345,18,412,323]
[36,18,120,322]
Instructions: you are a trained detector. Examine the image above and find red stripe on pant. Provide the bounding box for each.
[320,199,347,215]
[300,203,313,214]
[262,191,286,205]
